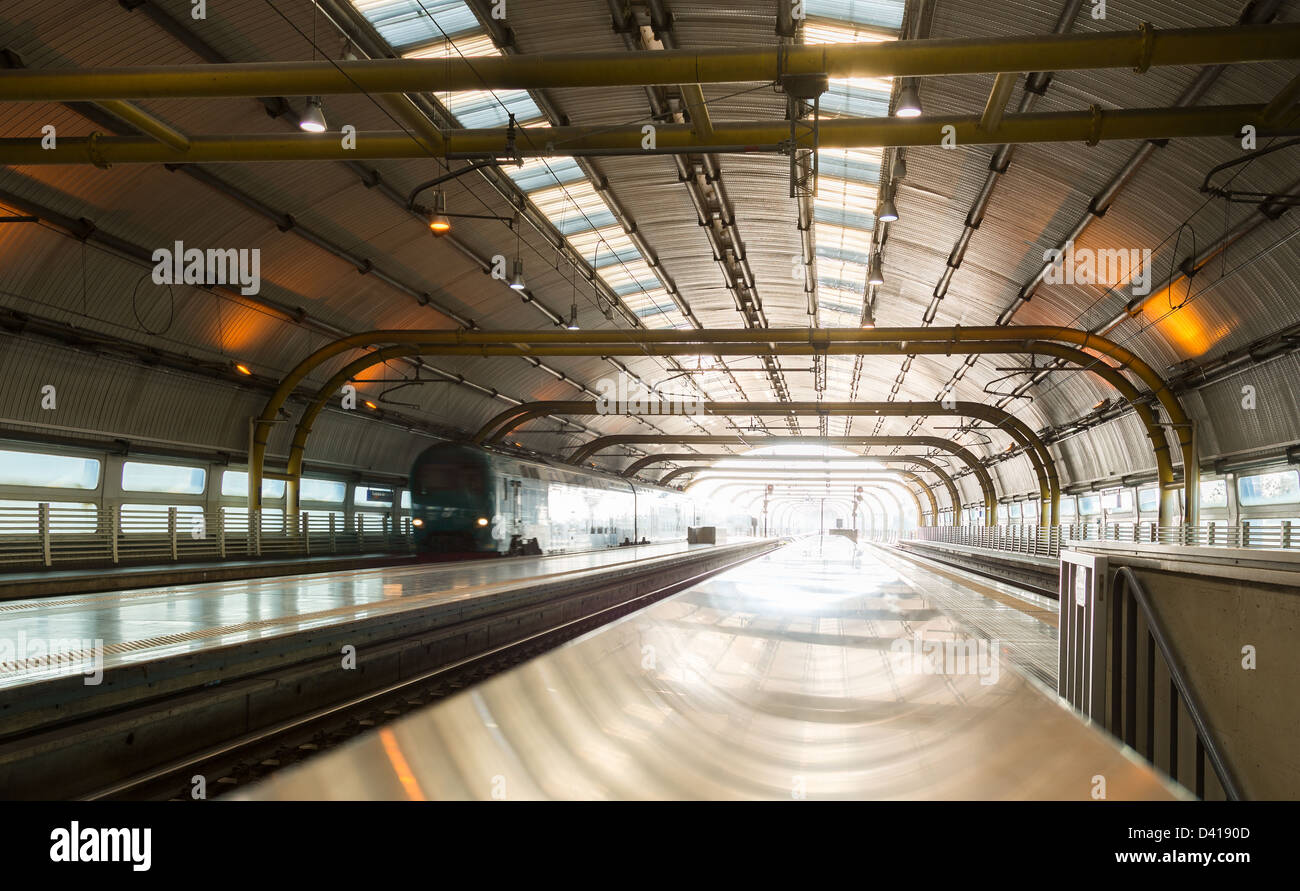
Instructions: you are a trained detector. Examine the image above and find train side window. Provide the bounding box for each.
[1238,470,1300,507]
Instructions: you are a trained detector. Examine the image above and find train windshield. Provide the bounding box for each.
[414,451,484,496]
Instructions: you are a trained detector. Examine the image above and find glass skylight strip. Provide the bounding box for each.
[815,204,876,231]
[815,174,880,204]
[354,1,687,331]
[435,88,544,129]
[805,0,905,31]
[401,30,500,59]
[507,157,585,192]
[355,0,481,51]
[818,148,883,183]
[822,86,890,118]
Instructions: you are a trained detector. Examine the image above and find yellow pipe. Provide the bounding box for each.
[679,84,714,140]
[4,25,1295,101]
[2,104,1279,165]
[96,100,190,151]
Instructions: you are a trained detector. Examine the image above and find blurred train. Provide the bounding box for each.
[410,442,755,556]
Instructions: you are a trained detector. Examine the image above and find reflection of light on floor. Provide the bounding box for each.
[379,728,427,801]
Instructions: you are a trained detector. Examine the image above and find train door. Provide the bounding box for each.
[498,477,524,551]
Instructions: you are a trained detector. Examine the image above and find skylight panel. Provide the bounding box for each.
[818,148,883,184]
[401,31,500,59]
[822,83,891,117]
[815,175,879,206]
[805,0,906,32]
[435,88,543,129]
[354,0,481,51]
[567,226,641,268]
[507,157,585,193]
[802,20,893,45]
[602,260,661,296]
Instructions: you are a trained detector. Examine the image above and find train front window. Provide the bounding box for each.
[416,460,484,495]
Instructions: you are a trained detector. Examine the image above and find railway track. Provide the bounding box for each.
[78,544,778,800]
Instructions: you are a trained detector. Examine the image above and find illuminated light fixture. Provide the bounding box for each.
[1092,398,1109,411]
[233,362,253,376]
[895,83,923,118]
[412,517,424,527]
[867,254,884,286]
[299,96,328,133]
[476,517,489,527]
[428,191,451,236]
[364,400,378,410]
[509,258,526,290]
[876,196,899,223]
[566,303,580,330]
[1005,442,1016,452]
[861,298,876,329]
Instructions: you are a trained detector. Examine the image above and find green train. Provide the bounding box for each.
[409,442,752,556]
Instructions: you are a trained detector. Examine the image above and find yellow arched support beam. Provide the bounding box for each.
[473,398,1058,526]
[641,457,938,524]
[567,434,997,525]
[251,326,1195,527]
[680,470,928,529]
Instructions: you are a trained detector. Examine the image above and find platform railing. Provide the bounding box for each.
[906,520,1296,559]
[0,504,415,570]
[1059,552,1241,800]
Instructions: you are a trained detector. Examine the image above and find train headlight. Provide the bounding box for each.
[476,517,489,527]
[412,518,424,527]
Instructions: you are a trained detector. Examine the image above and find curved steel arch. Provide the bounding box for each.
[686,472,925,528]
[472,398,1059,524]
[565,434,998,524]
[251,327,1194,526]
[653,451,960,522]
[652,459,937,521]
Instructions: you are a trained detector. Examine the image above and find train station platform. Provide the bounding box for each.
[0,552,421,601]
[0,537,776,799]
[243,536,1178,801]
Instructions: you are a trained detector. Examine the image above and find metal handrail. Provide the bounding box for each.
[1111,566,1243,800]
[907,520,1296,558]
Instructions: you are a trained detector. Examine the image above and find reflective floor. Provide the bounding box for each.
[868,544,1061,687]
[244,536,1178,800]
[0,541,717,689]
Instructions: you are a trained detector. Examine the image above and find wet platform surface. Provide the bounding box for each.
[0,541,723,690]
[243,536,1177,801]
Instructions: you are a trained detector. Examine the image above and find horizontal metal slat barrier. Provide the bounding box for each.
[0,505,414,570]
[905,521,1297,558]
